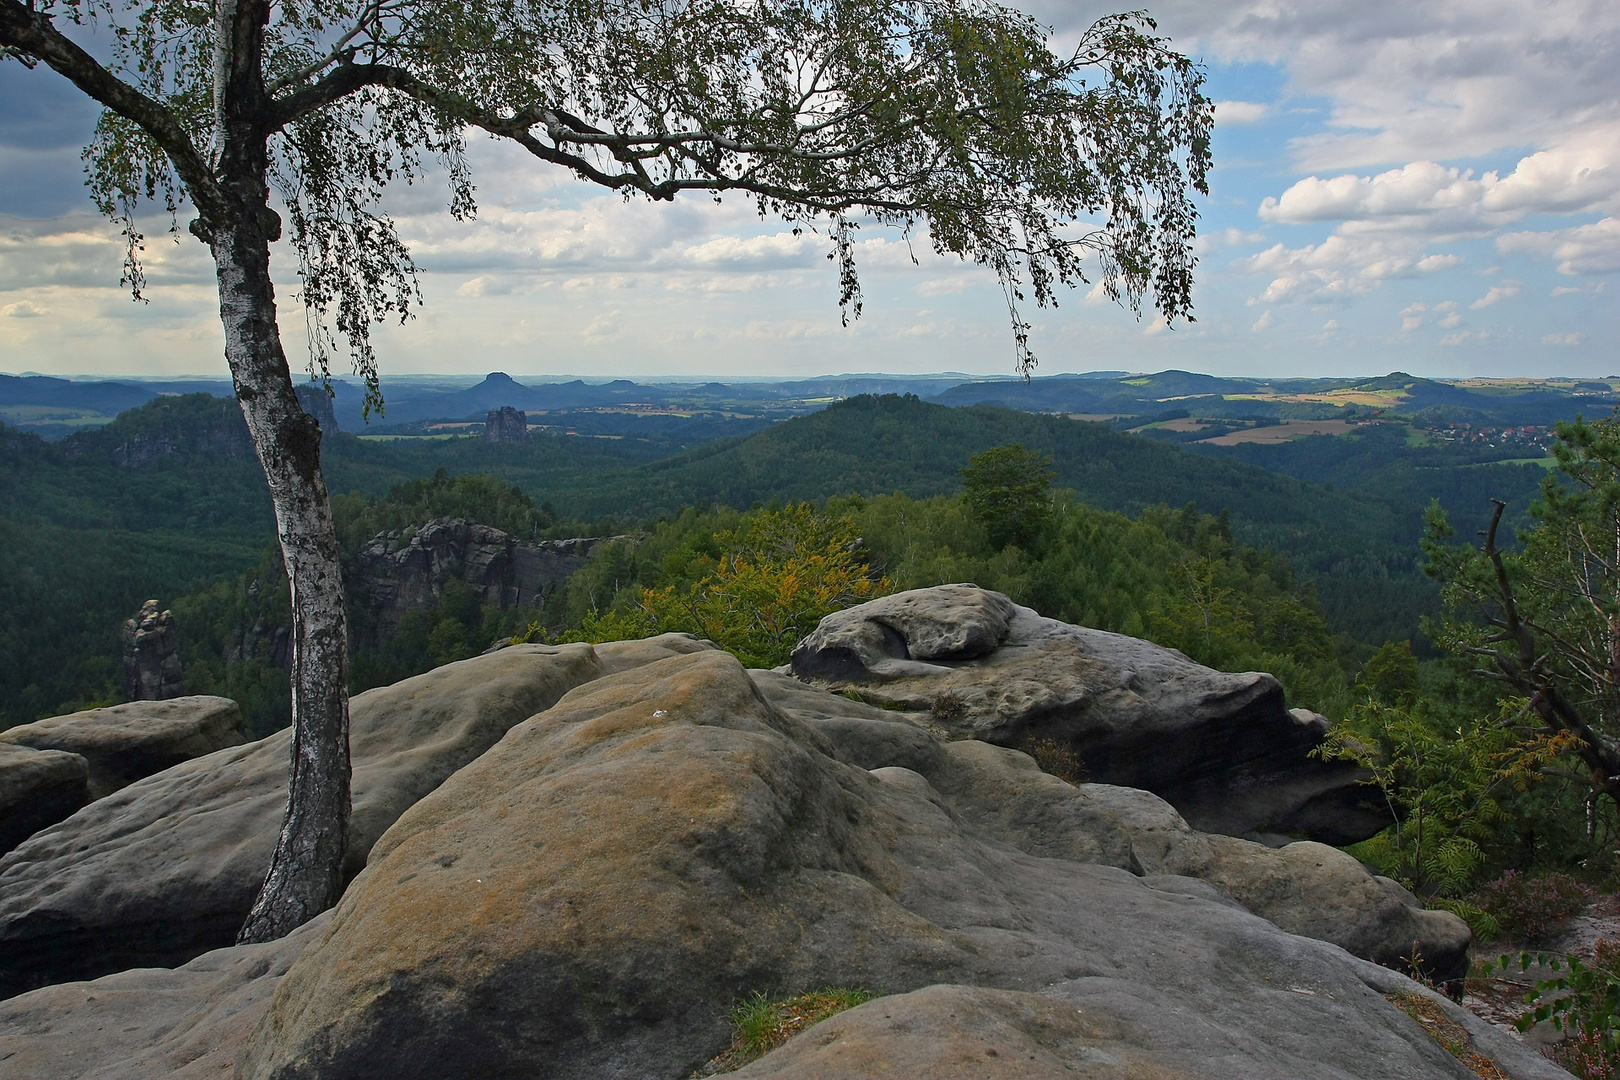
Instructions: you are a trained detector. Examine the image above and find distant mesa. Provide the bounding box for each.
[485,406,527,442]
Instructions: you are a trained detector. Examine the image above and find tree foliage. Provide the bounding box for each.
[567,502,892,667]
[5,0,1211,381]
[960,442,1056,549]
[1425,414,1620,818]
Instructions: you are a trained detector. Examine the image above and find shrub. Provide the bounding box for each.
[1022,737,1085,783]
[1470,871,1594,943]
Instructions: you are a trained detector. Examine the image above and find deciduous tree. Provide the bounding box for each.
[0,0,1211,941]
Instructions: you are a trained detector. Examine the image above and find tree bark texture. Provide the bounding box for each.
[213,214,353,945]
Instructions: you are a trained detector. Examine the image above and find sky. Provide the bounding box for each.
[0,0,1616,382]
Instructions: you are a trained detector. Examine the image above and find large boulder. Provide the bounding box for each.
[0,744,88,856]
[229,651,1519,1080]
[0,642,647,999]
[750,669,1470,985]
[789,584,1389,844]
[0,696,248,799]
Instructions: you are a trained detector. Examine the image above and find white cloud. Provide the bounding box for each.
[1440,330,1490,347]
[1193,227,1267,255]
[1551,285,1584,296]
[1215,100,1271,126]
[1251,310,1274,332]
[1031,1,1620,171]
[1498,218,1620,275]
[1236,235,1455,304]
[1,300,46,317]
[1471,280,1522,309]
[1544,331,1584,346]
[1259,139,1620,238]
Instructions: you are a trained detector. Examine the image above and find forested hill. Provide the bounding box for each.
[1,390,1490,722]
[564,394,1433,643]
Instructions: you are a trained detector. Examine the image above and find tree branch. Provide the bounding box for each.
[0,0,225,219]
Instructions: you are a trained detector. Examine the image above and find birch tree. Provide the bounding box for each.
[0,0,1212,942]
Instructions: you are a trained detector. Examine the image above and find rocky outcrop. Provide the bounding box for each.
[0,640,1535,1077]
[0,641,658,998]
[790,584,1390,845]
[485,405,527,441]
[349,518,608,644]
[0,696,247,799]
[294,383,338,432]
[121,600,184,701]
[228,651,1513,1080]
[750,668,1470,986]
[0,744,88,856]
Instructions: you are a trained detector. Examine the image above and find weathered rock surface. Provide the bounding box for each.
[349,518,608,646]
[0,744,88,857]
[0,696,247,799]
[0,643,627,999]
[0,913,330,1080]
[750,669,1471,985]
[226,650,1510,1080]
[725,979,1565,1080]
[789,584,1389,845]
[121,599,184,701]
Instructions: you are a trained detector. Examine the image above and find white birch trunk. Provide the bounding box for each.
[210,214,353,944]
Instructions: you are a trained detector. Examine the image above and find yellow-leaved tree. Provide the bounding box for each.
[570,504,894,668]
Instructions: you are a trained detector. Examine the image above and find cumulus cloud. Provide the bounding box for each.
[1033,0,1620,171]
[1544,331,1583,346]
[1251,310,1273,332]
[1,300,46,317]
[1259,137,1620,237]
[1498,218,1620,275]
[1236,235,1455,304]
[1471,281,1522,309]
[1215,100,1271,126]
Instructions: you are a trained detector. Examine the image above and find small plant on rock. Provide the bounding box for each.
[1022,737,1086,784]
[700,988,876,1074]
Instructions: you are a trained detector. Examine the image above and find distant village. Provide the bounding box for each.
[1427,423,1552,449]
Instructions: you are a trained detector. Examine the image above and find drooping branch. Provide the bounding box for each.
[0,0,225,220]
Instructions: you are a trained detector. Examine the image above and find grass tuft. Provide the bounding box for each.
[698,988,876,1075]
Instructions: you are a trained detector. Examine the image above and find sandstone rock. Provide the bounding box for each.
[122,600,184,701]
[1198,835,1472,984]
[0,744,88,856]
[234,651,1519,1080]
[294,383,337,432]
[0,696,247,799]
[0,913,330,1080]
[790,584,1018,677]
[0,643,612,999]
[751,668,1470,986]
[484,405,527,442]
[726,980,1568,1080]
[349,518,609,646]
[788,585,1390,845]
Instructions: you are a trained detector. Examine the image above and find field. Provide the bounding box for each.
[1202,420,1359,445]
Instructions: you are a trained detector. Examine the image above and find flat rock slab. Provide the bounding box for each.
[789,585,1390,844]
[0,696,247,799]
[0,642,648,999]
[0,744,88,856]
[0,913,330,1080]
[231,651,1521,1080]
